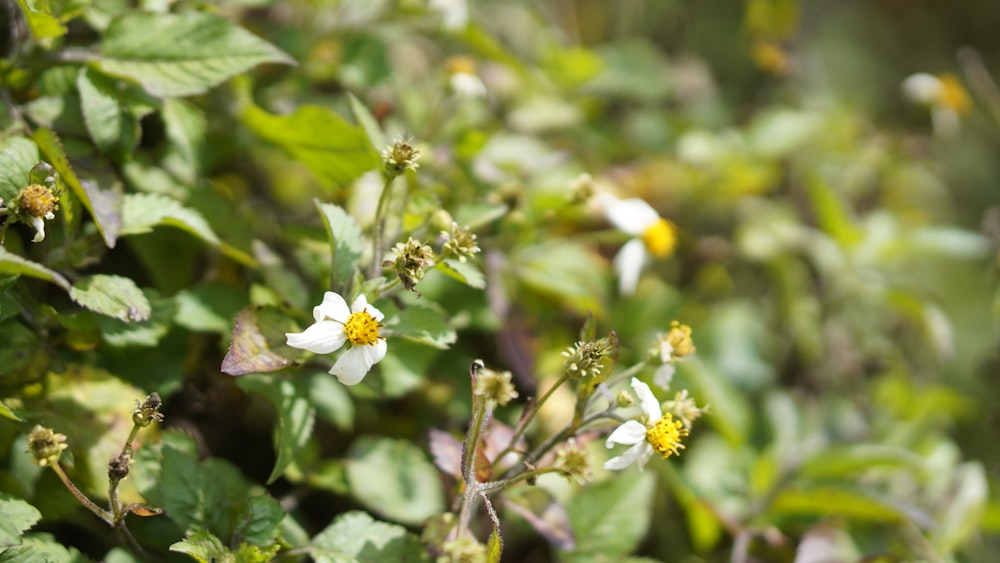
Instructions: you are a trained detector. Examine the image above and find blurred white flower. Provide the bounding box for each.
[447,56,486,99]
[430,0,468,30]
[286,292,387,385]
[604,378,688,471]
[595,193,677,295]
[902,72,972,137]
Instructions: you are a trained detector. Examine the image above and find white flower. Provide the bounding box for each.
[596,193,677,295]
[450,71,487,99]
[286,292,387,385]
[604,378,688,471]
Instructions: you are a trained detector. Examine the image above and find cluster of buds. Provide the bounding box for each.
[383,237,436,294]
[440,223,480,263]
[382,137,421,176]
[27,426,68,467]
[561,332,618,380]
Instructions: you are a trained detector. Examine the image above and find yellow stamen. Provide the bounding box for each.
[666,321,696,358]
[641,218,677,258]
[937,74,971,114]
[645,413,688,459]
[343,311,381,346]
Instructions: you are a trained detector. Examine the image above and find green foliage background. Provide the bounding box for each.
[2,0,1000,561]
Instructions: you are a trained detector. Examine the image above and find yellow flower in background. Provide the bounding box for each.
[596,193,677,295]
[604,378,689,471]
[286,292,387,385]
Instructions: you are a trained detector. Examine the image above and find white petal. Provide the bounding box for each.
[605,420,647,448]
[314,292,350,323]
[351,294,384,322]
[603,196,659,235]
[450,72,487,99]
[613,239,647,296]
[30,216,46,243]
[603,442,650,471]
[653,363,676,390]
[286,321,347,354]
[330,340,386,385]
[631,378,662,421]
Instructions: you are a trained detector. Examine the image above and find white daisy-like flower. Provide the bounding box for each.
[604,378,688,471]
[596,193,677,295]
[286,292,387,385]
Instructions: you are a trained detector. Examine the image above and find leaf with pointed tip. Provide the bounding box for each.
[13,0,66,39]
[0,247,71,290]
[77,68,141,160]
[221,307,294,376]
[121,192,220,245]
[382,301,456,349]
[97,12,294,98]
[436,258,485,289]
[0,400,23,422]
[310,511,429,563]
[0,494,41,547]
[70,275,150,321]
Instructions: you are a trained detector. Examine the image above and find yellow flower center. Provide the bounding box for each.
[645,413,688,459]
[937,74,970,114]
[343,311,381,346]
[641,218,677,258]
[666,321,695,358]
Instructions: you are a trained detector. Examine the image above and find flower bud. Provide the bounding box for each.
[473,365,518,409]
[13,184,59,243]
[561,333,617,381]
[553,438,592,485]
[383,237,436,294]
[27,425,68,467]
[108,453,131,481]
[132,392,164,428]
[440,223,480,263]
[382,137,421,176]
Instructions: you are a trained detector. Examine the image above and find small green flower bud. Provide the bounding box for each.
[440,223,480,263]
[132,392,164,428]
[615,390,635,408]
[382,137,421,176]
[553,438,592,485]
[430,209,454,232]
[383,237,436,294]
[27,425,68,467]
[473,365,518,409]
[561,333,617,380]
[568,173,596,203]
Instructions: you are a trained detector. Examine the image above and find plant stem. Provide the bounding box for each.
[493,373,570,467]
[371,175,396,277]
[457,393,491,537]
[51,463,113,525]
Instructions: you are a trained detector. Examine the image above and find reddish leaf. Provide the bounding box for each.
[221,307,293,376]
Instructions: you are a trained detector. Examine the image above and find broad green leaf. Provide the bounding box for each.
[77,67,140,159]
[234,543,281,563]
[0,136,39,200]
[0,494,41,547]
[13,0,66,40]
[436,258,486,289]
[346,437,445,525]
[800,444,926,479]
[70,274,151,321]
[511,241,604,316]
[221,306,294,376]
[120,192,220,245]
[309,371,354,431]
[236,376,315,484]
[768,485,931,525]
[310,511,430,563]
[236,494,285,547]
[0,533,87,562]
[314,200,364,290]
[170,529,228,563]
[347,92,386,152]
[568,472,654,559]
[162,98,206,184]
[174,286,245,335]
[33,127,123,247]
[97,289,175,346]
[0,247,71,290]
[242,104,379,188]
[253,240,309,309]
[97,12,294,97]
[382,301,456,349]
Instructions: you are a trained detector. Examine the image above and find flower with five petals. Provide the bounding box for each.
[604,378,688,471]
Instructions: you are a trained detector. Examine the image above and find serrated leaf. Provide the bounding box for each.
[120,192,220,245]
[0,533,87,562]
[77,67,139,159]
[0,136,39,201]
[235,494,284,547]
[97,12,294,97]
[97,289,175,345]
[33,127,123,247]
[242,104,379,188]
[310,511,430,563]
[70,274,150,321]
[0,494,42,548]
[436,258,485,289]
[13,0,66,39]
[221,307,293,376]
[170,529,228,563]
[568,471,654,558]
[236,376,315,484]
[346,437,445,525]
[347,93,386,152]
[382,302,456,349]
[0,247,71,290]
[314,200,364,290]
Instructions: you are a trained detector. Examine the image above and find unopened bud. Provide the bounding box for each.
[27,426,68,467]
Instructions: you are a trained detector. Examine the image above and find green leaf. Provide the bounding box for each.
[768,485,931,525]
[97,12,294,97]
[0,494,41,548]
[486,527,502,563]
[382,301,456,350]
[221,306,295,376]
[805,175,862,246]
[120,192,220,245]
[347,93,386,152]
[0,247,71,290]
[0,136,39,201]
[0,533,88,562]
[346,437,445,525]
[511,241,605,315]
[314,200,364,290]
[174,286,244,335]
[97,289,175,346]
[0,400,23,422]
[236,494,285,547]
[13,0,67,40]
[70,274,151,321]
[242,104,379,189]
[436,258,486,289]
[309,371,354,431]
[77,67,140,159]
[932,462,988,553]
[310,511,430,563]
[170,529,228,563]
[236,376,315,484]
[799,444,926,479]
[162,98,206,184]
[253,240,309,309]
[568,471,655,559]
[33,127,123,248]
